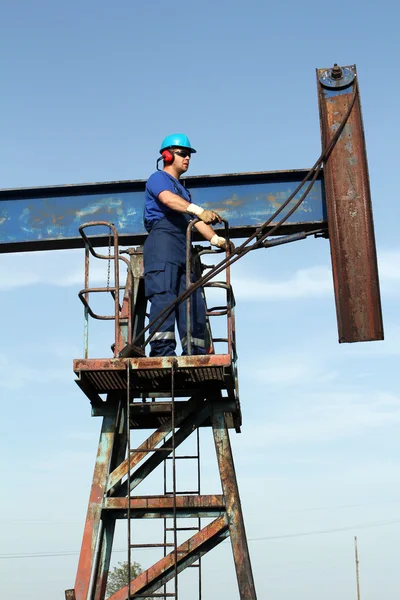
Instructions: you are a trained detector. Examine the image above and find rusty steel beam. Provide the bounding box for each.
[103,494,225,518]
[74,354,232,372]
[92,404,128,600]
[317,64,383,342]
[71,408,120,600]
[212,405,257,600]
[92,519,116,600]
[107,515,230,600]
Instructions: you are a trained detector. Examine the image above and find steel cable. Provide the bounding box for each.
[125,80,359,353]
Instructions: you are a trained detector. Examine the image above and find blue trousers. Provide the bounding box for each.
[145,262,207,357]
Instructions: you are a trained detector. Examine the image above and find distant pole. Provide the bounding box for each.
[354,536,361,600]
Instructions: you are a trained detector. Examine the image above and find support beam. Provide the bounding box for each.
[213,405,257,600]
[103,494,226,519]
[72,407,121,600]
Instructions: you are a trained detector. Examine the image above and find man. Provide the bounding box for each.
[144,133,231,357]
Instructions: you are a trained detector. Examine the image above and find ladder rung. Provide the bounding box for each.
[166,455,199,460]
[130,543,174,548]
[130,448,173,453]
[165,490,200,495]
[165,527,200,531]
[129,402,173,407]
[131,595,176,598]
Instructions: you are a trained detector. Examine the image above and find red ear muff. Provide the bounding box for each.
[161,149,174,163]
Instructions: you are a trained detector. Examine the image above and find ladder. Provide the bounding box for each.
[65,221,256,600]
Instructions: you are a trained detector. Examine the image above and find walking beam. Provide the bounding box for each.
[317,64,383,342]
[0,169,324,253]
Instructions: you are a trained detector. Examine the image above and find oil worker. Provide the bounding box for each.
[144,133,232,357]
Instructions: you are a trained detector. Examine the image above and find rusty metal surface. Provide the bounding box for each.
[75,354,231,371]
[317,65,383,342]
[73,355,236,398]
[213,406,257,599]
[93,520,115,600]
[73,356,241,429]
[103,494,225,518]
[107,515,229,600]
[186,221,234,358]
[92,404,128,600]
[106,494,224,509]
[72,410,119,600]
[79,222,130,356]
[69,383,245,598]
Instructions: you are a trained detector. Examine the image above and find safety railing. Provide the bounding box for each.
[78,221,132,358]
[78,219,236,361]
[185,219,236,358]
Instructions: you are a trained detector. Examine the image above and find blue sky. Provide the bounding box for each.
[1,1,400,599]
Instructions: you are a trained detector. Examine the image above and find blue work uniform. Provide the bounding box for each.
[144,170,206,357]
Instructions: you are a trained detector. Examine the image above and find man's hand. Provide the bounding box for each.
[210,234,235,252]
[186,203,223,224]
[198,209,223,225]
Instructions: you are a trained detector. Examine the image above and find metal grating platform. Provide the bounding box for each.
[74,355,236,395]
[73,355,241,430]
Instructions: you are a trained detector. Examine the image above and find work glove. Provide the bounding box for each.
[198,210,223,225]
[210,234,235,252]
[186,203,223,225]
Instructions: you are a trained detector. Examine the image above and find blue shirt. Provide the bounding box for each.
[143,170,194,270]
[144,171,191,232]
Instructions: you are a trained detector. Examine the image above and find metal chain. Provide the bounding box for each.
[107,226,111,289]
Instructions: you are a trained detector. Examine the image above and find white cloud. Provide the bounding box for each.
[378,249,400,296]
[0,353,70,389]
[0,249,128,290]
[379,249,400,280]
[0,246,399,307]
[242,353,337,387]
[233,265,333,300]
[231,248,400,302]
[244,391,400,447]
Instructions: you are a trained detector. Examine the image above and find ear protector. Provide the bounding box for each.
[156,148,175,170]
[161,149,174,163]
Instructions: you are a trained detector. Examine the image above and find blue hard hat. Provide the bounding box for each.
[159,133,197,154]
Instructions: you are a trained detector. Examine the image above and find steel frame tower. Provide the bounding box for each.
[65,225,256,600]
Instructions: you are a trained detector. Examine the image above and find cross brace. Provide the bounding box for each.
[65,388,256,600]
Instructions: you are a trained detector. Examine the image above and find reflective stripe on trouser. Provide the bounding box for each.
[180,336,206,355]
[145,263,206,357]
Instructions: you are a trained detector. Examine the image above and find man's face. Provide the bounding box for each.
[171,147,192,173]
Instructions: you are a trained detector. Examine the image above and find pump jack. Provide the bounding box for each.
[0,65,383,600]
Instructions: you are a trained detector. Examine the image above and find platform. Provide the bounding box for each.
[74,354,241,430]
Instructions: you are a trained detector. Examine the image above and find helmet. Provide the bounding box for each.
[159,133,197,154]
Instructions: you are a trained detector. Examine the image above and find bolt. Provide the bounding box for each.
[331,63,343,80]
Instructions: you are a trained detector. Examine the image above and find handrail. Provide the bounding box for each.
[185,219,234,357]
[78,221,131,357]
